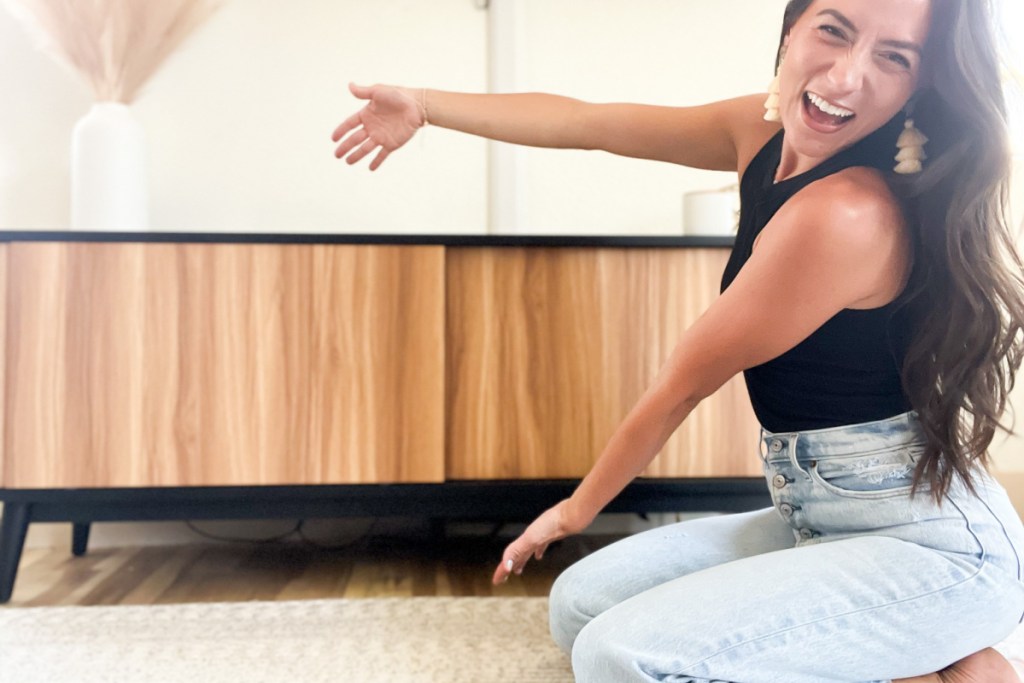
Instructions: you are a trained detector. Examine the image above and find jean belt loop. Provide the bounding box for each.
[758,428,768,461]
[788,434,810,479]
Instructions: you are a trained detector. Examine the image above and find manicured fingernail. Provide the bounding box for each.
[506,559,514,571]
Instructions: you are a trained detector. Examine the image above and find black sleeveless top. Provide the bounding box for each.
[720,121,913,432]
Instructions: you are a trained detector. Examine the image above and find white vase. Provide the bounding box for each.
[71,102,149,231]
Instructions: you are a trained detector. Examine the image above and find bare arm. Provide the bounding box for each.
[333,84,777,172]
[493,171,909,582]
[562,173,907,529]
[426,90,773,171]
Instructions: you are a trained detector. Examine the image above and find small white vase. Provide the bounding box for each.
[71,101,149,231]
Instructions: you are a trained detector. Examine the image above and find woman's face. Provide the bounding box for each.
[778,0,932,162]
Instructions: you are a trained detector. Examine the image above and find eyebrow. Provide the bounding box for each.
[815,9,923,56]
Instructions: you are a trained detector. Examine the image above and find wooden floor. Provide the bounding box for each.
[5,523,628,607]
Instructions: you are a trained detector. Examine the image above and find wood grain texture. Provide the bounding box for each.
[8,531,624,606]
[4,243,445,488]
[446,247,761,480]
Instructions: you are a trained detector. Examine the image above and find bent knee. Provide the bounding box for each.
[570,611,662,682]
[548,567,593,655]
[571,616,622,681]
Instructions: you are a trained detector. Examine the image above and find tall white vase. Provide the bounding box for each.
[71,102,149,231]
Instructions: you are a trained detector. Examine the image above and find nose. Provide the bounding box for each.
[827,50,866,93]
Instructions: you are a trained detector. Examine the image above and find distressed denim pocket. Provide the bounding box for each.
[808,445,926,499]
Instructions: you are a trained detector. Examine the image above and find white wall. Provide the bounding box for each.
[0,0,489,232]
[0,0,785,235]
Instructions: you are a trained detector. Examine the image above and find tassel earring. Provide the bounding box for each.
[763,66,782,122]
[894,115,928,174]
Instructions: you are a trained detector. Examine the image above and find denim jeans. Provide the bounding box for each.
[549,410,1024,682]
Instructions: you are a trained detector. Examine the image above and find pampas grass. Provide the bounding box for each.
[2,0,223,103]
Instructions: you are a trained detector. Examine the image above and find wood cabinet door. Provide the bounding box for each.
[446,247,761,480]
[3,242,445,488]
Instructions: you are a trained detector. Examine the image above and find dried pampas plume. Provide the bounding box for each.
[2,0,224,104]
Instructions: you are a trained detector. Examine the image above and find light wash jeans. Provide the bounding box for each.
[549,410,1024,682]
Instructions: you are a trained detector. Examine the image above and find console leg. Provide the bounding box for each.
[0,502,31,604]
[72,522,91,557]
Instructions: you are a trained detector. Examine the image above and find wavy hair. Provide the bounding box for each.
[775,0,1024,503]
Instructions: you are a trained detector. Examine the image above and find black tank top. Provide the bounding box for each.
[721,122,913,432]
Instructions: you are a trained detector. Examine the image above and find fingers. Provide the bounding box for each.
[493,554,524,586]
[334,128,368,161]
[368,147,390,171]
[331,111,363,144]
[492,540,548,585]
[333,83,395,169]
[345,137,379,166]
[348,81,372,99]
[332,127,388,171]
[334,129,383,169]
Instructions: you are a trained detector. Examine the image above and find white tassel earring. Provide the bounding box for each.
[894,114,928,175]
[763,65,782,122]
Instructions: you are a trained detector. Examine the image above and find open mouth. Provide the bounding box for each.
[802,91,856,130]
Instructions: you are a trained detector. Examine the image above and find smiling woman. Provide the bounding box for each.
[772,0,931,175]
[331,1,1024,681]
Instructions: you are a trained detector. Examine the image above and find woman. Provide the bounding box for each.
[331,0,1024,680]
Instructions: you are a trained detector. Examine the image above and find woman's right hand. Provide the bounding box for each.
[331,82,426,171]
[491,499,591,586]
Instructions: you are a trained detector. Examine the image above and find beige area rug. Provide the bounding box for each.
[0,597,573,683]
[3,596,1024,682]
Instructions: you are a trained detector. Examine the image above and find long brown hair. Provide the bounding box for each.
[776,0,1024,503]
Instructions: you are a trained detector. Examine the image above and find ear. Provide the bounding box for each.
[776,44,789,69]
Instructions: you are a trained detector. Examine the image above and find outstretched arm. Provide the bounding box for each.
[332,84,775,172]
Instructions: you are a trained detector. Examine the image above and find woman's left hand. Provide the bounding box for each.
[491,499,585,585]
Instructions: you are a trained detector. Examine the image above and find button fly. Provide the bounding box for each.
[770,440,783,452]
[772,474,788,489]
[779,503,794,517]
[799,528,815,539]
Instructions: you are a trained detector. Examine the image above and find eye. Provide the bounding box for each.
[883,52,912,69]
[817,24,847,40]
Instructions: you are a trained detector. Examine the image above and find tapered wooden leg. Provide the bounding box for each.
[72,522,91,557]
[0,502,31,604]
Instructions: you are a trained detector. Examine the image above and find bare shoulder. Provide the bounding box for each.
[767,166,911,307]
[791,167,905,246]
[591,93,778,172]
[729,94,782,178]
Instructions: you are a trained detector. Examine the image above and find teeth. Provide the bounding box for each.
[807,92,854,118]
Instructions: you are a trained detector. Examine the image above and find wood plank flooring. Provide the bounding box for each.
[5,524,628,607]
